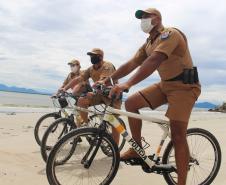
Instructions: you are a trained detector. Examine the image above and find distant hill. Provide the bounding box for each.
[194,102,216,109]
[0,84,51,95]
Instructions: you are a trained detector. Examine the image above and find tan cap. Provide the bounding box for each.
[87,48,104,57]
[68,59,80,66]
[135,8,162,20]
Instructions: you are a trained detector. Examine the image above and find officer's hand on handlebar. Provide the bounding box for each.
[109,82,130,99]
[51,94,57,99]
[54,88,67,97]
[58,87,66,93]
[94,80,105,87]
[94,76,113,87]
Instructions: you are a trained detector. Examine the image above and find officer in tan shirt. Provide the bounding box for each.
[63,48,121,144]
[58,59,90,95]
[106,8,201,185]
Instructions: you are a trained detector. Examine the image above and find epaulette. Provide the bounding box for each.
[160,28,171,40]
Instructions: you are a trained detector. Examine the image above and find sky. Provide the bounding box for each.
[0,0,226,104]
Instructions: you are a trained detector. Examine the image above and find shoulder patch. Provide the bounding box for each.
[160,31,170,40]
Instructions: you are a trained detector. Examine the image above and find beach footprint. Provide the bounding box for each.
[26,126,33,129]
[2,132,10,135]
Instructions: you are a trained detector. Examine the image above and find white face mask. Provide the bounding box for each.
[71,66,79,73]
[141,18,155,34]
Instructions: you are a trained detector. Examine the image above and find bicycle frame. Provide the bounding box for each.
[77,104,173,169]
[64,90,172,168]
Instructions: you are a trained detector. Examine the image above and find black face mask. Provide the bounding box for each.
[91,55,101,64]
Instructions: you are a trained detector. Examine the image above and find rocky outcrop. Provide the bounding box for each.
[208,102,226,113]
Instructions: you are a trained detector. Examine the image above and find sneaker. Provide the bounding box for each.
[120,148,140,161]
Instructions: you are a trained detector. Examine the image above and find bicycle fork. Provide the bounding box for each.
[81,122,107,169]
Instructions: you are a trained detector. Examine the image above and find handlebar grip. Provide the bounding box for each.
[123,89,129,93]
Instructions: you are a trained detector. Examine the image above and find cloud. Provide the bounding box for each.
[0,0,226,102]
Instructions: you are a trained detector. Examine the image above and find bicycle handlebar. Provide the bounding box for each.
[53,84,128,106]
[93,83,128,104]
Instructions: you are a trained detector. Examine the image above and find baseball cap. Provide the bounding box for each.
[68,59,80,66]
[87,48,104,57]
[135,8,162,20]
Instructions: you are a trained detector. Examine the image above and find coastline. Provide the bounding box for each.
[0,90,52,96]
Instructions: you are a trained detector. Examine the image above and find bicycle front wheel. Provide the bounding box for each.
[46,127,120,185]
[162,128,221,185]
[41,117,76,163]
[34,112,61,146]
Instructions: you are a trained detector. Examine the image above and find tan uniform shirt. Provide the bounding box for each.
[62,70,88,87]
[82,61,116,82]
[132,27,193,80]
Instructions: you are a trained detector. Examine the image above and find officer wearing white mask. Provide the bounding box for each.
[57,59,90,95]
[105,8,201,185]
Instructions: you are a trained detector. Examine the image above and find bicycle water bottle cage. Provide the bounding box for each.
[58,96,68,108]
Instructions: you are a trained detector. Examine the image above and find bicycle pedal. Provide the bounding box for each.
[122,158,143,166]
[147,154,160,164]
[152,165,177,173]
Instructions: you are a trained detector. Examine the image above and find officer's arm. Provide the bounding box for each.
[126,52,167,87]
[64,76,82,90]
[61,75,70,89]
[110,60,140,81]
[109,44,147,82]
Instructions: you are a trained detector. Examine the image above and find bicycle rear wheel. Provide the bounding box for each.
[162,128,221,185]
[34,112,61,146]
[46,127,120,185]
[41,117,76,163]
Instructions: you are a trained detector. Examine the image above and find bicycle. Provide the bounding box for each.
[46,86,221,185]
[41,91,126,163]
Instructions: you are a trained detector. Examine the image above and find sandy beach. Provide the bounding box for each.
[0,111,225,185]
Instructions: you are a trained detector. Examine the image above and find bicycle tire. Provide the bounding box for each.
[46,127,120,185]
[162,128,221,185]
[34,112,61,146]
[41,117,76,163]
